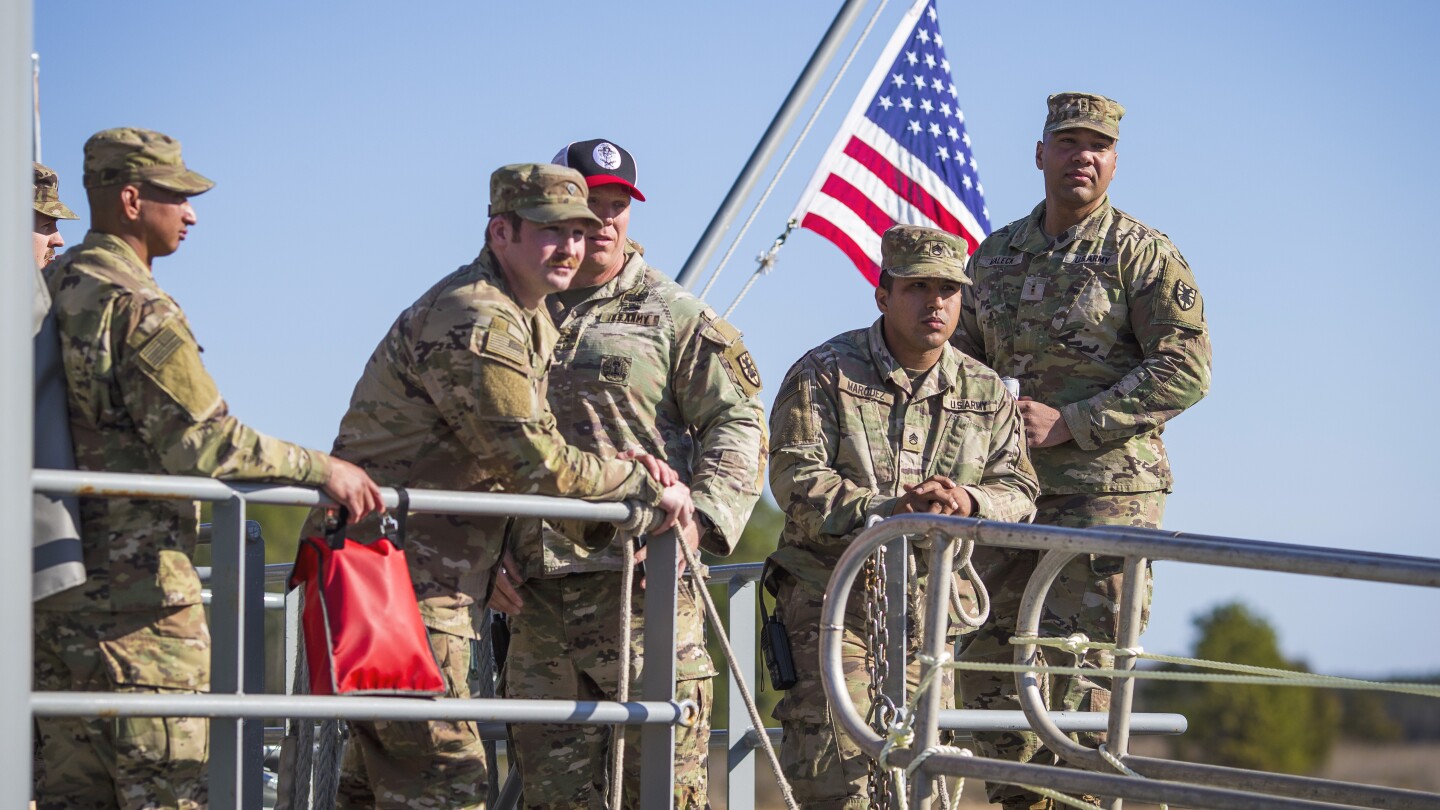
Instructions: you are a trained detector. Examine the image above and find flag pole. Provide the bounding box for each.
[31,52,39,162]
[676,0,875,290]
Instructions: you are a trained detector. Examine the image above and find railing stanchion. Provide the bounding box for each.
[208,495,257,810]
[883,534,909,799]
[910,534,957,810]
[640,528,679,809]
[726,574,757,804]
[1105,555,1148,810]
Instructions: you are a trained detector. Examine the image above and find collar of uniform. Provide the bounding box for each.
[550,241,650,325]
[80,230,155,282]
[1012,196,1114,253]
[864,318,958,400]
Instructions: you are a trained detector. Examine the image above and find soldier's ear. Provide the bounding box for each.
[118,184,144,222]
[874,283,889,315]
[1035,140,1044,170]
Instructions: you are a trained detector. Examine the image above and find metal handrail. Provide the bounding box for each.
[30,468,688,810]
[819,515,1440,810]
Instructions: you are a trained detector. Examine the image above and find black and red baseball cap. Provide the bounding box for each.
[551,138,646,202]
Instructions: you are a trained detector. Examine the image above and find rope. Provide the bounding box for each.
[697,0,893,304]
[720,224,794,320]
[313,718,343,809]
[609,533,637,810]
[678,535,801,810]
[1000,635,1440,697]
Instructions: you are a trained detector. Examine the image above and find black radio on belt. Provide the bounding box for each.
[758,576,798,691]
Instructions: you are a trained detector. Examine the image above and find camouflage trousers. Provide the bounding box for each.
[957,491,1163,809]
[502,570,715,809]
[771,570,955,810]
[337,628,488,810]
[33,604,211,810]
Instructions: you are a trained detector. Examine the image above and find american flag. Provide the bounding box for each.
[790,0,991,284]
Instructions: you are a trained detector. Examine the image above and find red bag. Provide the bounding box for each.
[288,489,445,696]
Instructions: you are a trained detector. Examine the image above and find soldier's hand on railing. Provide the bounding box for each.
[893,475,974,517]
[322,458,385,520]
[651,481,694,534]
[618,449,680,487]
[489,550,526,615]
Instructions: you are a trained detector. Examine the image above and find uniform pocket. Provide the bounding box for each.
[1053,272,1123,362]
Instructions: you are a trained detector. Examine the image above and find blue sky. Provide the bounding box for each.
[34,1,1439,676]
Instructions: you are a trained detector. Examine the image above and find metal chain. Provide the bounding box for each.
[864,548,895,809]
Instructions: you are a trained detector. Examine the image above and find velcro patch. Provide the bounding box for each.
[600,312,660,326]
[1151,261,1205,329]
[944,397,1000,412]
[840,378,893,404]
[978,255,1024,267]
[1061,252,1119,265]
[482,328,528,367]
[137,323,186,371]
[600,355,632,382]
[700,314,742,347]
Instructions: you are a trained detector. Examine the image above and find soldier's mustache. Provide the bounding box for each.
[547,259,581,271]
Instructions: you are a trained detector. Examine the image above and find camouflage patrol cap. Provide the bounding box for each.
[880,224,971,284]
[33,162,78,220]
[82,127,215,194]
[1044,92,1125,140]
[488,163,602,226]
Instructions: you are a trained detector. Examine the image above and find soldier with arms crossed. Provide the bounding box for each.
[952,93,1212,810]
[488,139,767,809]
[766,225,1039,809]
[304,163,693,810]
[37,128,382,810]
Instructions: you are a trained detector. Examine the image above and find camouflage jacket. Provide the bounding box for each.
[305,248,665,639]
[953,198,1212,494]
[511,243,767,580]
[767,319,1039,596]
[41,231,331,613]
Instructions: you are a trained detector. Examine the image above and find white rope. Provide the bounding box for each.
[678,535,801,810]
[609,532,637,810]
[720,224,793,320]
[698,0,893,304]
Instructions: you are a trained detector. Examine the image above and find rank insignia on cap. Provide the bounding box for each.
[1174,279,1198,311]
[565,182,579,195]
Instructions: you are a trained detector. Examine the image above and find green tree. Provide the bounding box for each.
[1151,602,1339,774]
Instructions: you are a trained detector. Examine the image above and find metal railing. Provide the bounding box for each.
[31,469,695,810]
[821,515,1440,810]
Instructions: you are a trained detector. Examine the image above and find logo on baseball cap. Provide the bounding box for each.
[551,138,646,201]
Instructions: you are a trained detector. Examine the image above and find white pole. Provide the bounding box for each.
[31,51,39,162]
[3,0,38,806]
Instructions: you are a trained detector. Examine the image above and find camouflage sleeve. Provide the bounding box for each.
[674,312,767,556]
[1059,240,1213,451]
[116,295,330,485]
[416,307,663,505]
[768,354,892,550]
[960,395,1039,521]
[951,253,988,362]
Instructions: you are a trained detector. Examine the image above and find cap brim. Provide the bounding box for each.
[1045,121,1119,140]
[148,169,215,196]
[884,263,972,285]
[34,201,79,220]
[584,175,646,202]
[515,203,604,227]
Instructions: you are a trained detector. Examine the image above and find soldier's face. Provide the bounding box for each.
[492,216,588,306]
[1036,128,1117,209]
[135,184,197,259]
[32,212,64,268]
[577,184,632,285]
[876,275,963,356]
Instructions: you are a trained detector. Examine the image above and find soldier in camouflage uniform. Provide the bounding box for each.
[36,128,383,810]
[766,225,1039,808]
[303,162,694,810]
[488,140,766,809]
[951,93,1212,809]
[32,162,85,602]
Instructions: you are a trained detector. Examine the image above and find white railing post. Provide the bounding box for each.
[726,574,757,804]
[2,1,35,807]
[639,528,679,808]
